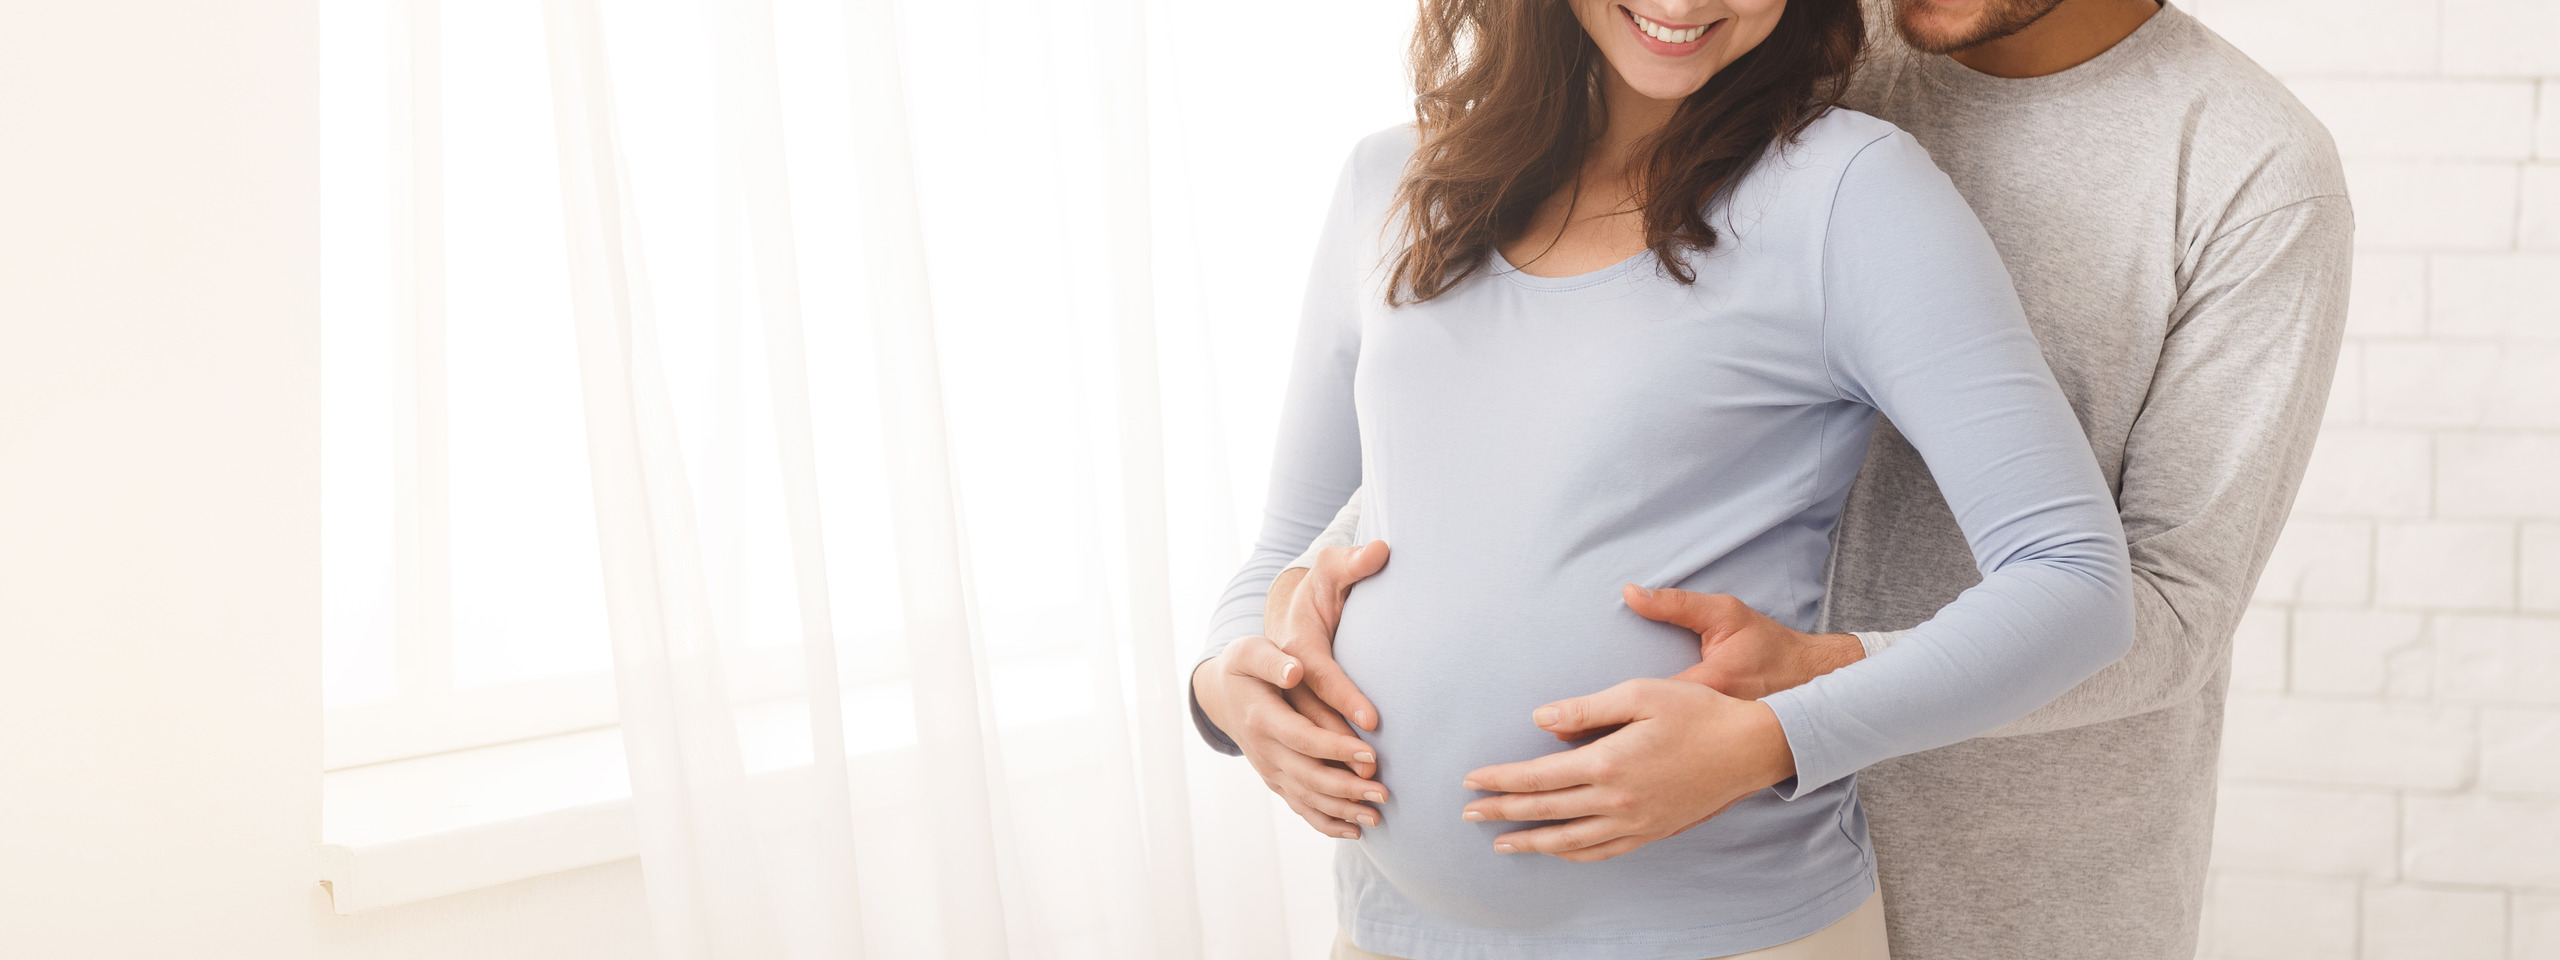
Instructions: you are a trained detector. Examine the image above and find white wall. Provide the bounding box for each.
[0,2,654,956]
[2186,1,2560,958]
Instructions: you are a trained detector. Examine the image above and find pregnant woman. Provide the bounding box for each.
[1189,0,2133,958]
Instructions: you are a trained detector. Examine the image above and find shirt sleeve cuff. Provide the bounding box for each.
[1187,649,1242,756]
[1759,686,1851,799]
[1284,544,1324,573]
[1286,491,1366,571]
[1853,629,1911,660]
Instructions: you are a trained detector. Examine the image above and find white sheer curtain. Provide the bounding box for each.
[528,0,1410,957]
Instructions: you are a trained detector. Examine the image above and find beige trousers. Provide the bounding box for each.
[1328,889,1889,960]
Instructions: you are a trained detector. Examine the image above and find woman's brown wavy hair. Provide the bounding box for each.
[1386,0,1864,304]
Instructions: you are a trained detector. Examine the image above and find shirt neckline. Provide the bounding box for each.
[1487,244,1655,292]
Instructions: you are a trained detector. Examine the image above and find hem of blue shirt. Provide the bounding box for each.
[1339,863,1876,960]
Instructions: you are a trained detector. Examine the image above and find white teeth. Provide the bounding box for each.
[1630,10,1710,44]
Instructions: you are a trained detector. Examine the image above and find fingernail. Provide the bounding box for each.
[1355,710,1375,728]
[1340,830,1359,839]
[1495,843,1517,854]
[1463,811,1485,822]
[1354,751,1375,764]
[1462,779,1483,791]
[1365,790,1385,803]
[1630,584,1655,598]
[1357,813,1378,826]
[1535,707,1559,725]
[1281,661,1298,681]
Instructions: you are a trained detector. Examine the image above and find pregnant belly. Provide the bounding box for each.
[1330,567,1750,928]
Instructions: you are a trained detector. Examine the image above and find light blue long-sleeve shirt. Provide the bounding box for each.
[1198,110,2133,960]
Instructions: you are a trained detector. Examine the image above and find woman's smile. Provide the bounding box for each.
[1619,5,1725,55]
[1575,0,1778,101]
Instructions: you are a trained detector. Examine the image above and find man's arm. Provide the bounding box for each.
[1285,492,1363,572]
[1864,194,2354,737]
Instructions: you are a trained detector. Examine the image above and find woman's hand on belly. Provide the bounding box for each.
[1457,678,1796,862]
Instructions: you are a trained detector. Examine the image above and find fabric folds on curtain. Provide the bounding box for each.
[534,0,1335,957]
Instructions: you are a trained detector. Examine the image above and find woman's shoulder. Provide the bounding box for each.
[1344,122,1421,189]
[1784,107,1924,178]
[1708,107,1968,274]
[1801,105,1901,142]
[1325,123,1421,230]
[1731,108,1944,216]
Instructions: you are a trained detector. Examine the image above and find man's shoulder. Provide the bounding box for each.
[2140,7,2348,217]
[1857,6,2347,219]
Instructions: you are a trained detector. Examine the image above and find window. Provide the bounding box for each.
[320,0,906,770]
[323,0,622,768]
[320,0,1416,777]
[314,0,1418,920]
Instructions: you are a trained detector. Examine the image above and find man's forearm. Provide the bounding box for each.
[1265,566,1309,626]
[1288,490,1364,571]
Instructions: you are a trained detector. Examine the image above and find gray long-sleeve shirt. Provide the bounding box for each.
[1199,109,2135,960]
[1277,6,2354,959]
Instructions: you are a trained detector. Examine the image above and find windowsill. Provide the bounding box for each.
[316,685,892,913]
[315,726,639,914]
[315,657,1091,913]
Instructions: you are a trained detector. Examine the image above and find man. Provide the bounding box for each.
[1191,0,2351,957]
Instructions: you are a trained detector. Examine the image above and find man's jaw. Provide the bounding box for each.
[1894,0,2070,55]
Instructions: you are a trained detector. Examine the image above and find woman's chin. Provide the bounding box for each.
[1616,69,1715,103]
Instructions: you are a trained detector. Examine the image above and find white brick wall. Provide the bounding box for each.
[2342,161,2519,250]
[2526,524,2560,610]
[2190,2,2560,957]
[2525,168,2560,248]
[2292,609,2429,696]
[2365,885,2509,960]
[2431,255,2560,338]
[2212,874,2362,960]
[2518,894,2560,959]
[2483,707,2560,792]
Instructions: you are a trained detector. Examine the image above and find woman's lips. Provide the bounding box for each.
[1620,5,1724,55]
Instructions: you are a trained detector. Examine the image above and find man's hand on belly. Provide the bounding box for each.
[1624,586,1864,699]
[1265,541,1393,737]
[1456,679,1796,862]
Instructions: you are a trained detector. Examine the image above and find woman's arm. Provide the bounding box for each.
[1183,135,1410,840]
[1952,193,2349,737]
[1757,130,2134,794]
[1191,146,1369,730]
[1458,129,2132,860]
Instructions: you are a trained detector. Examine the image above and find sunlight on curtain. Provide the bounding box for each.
[326,0,1413,954]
